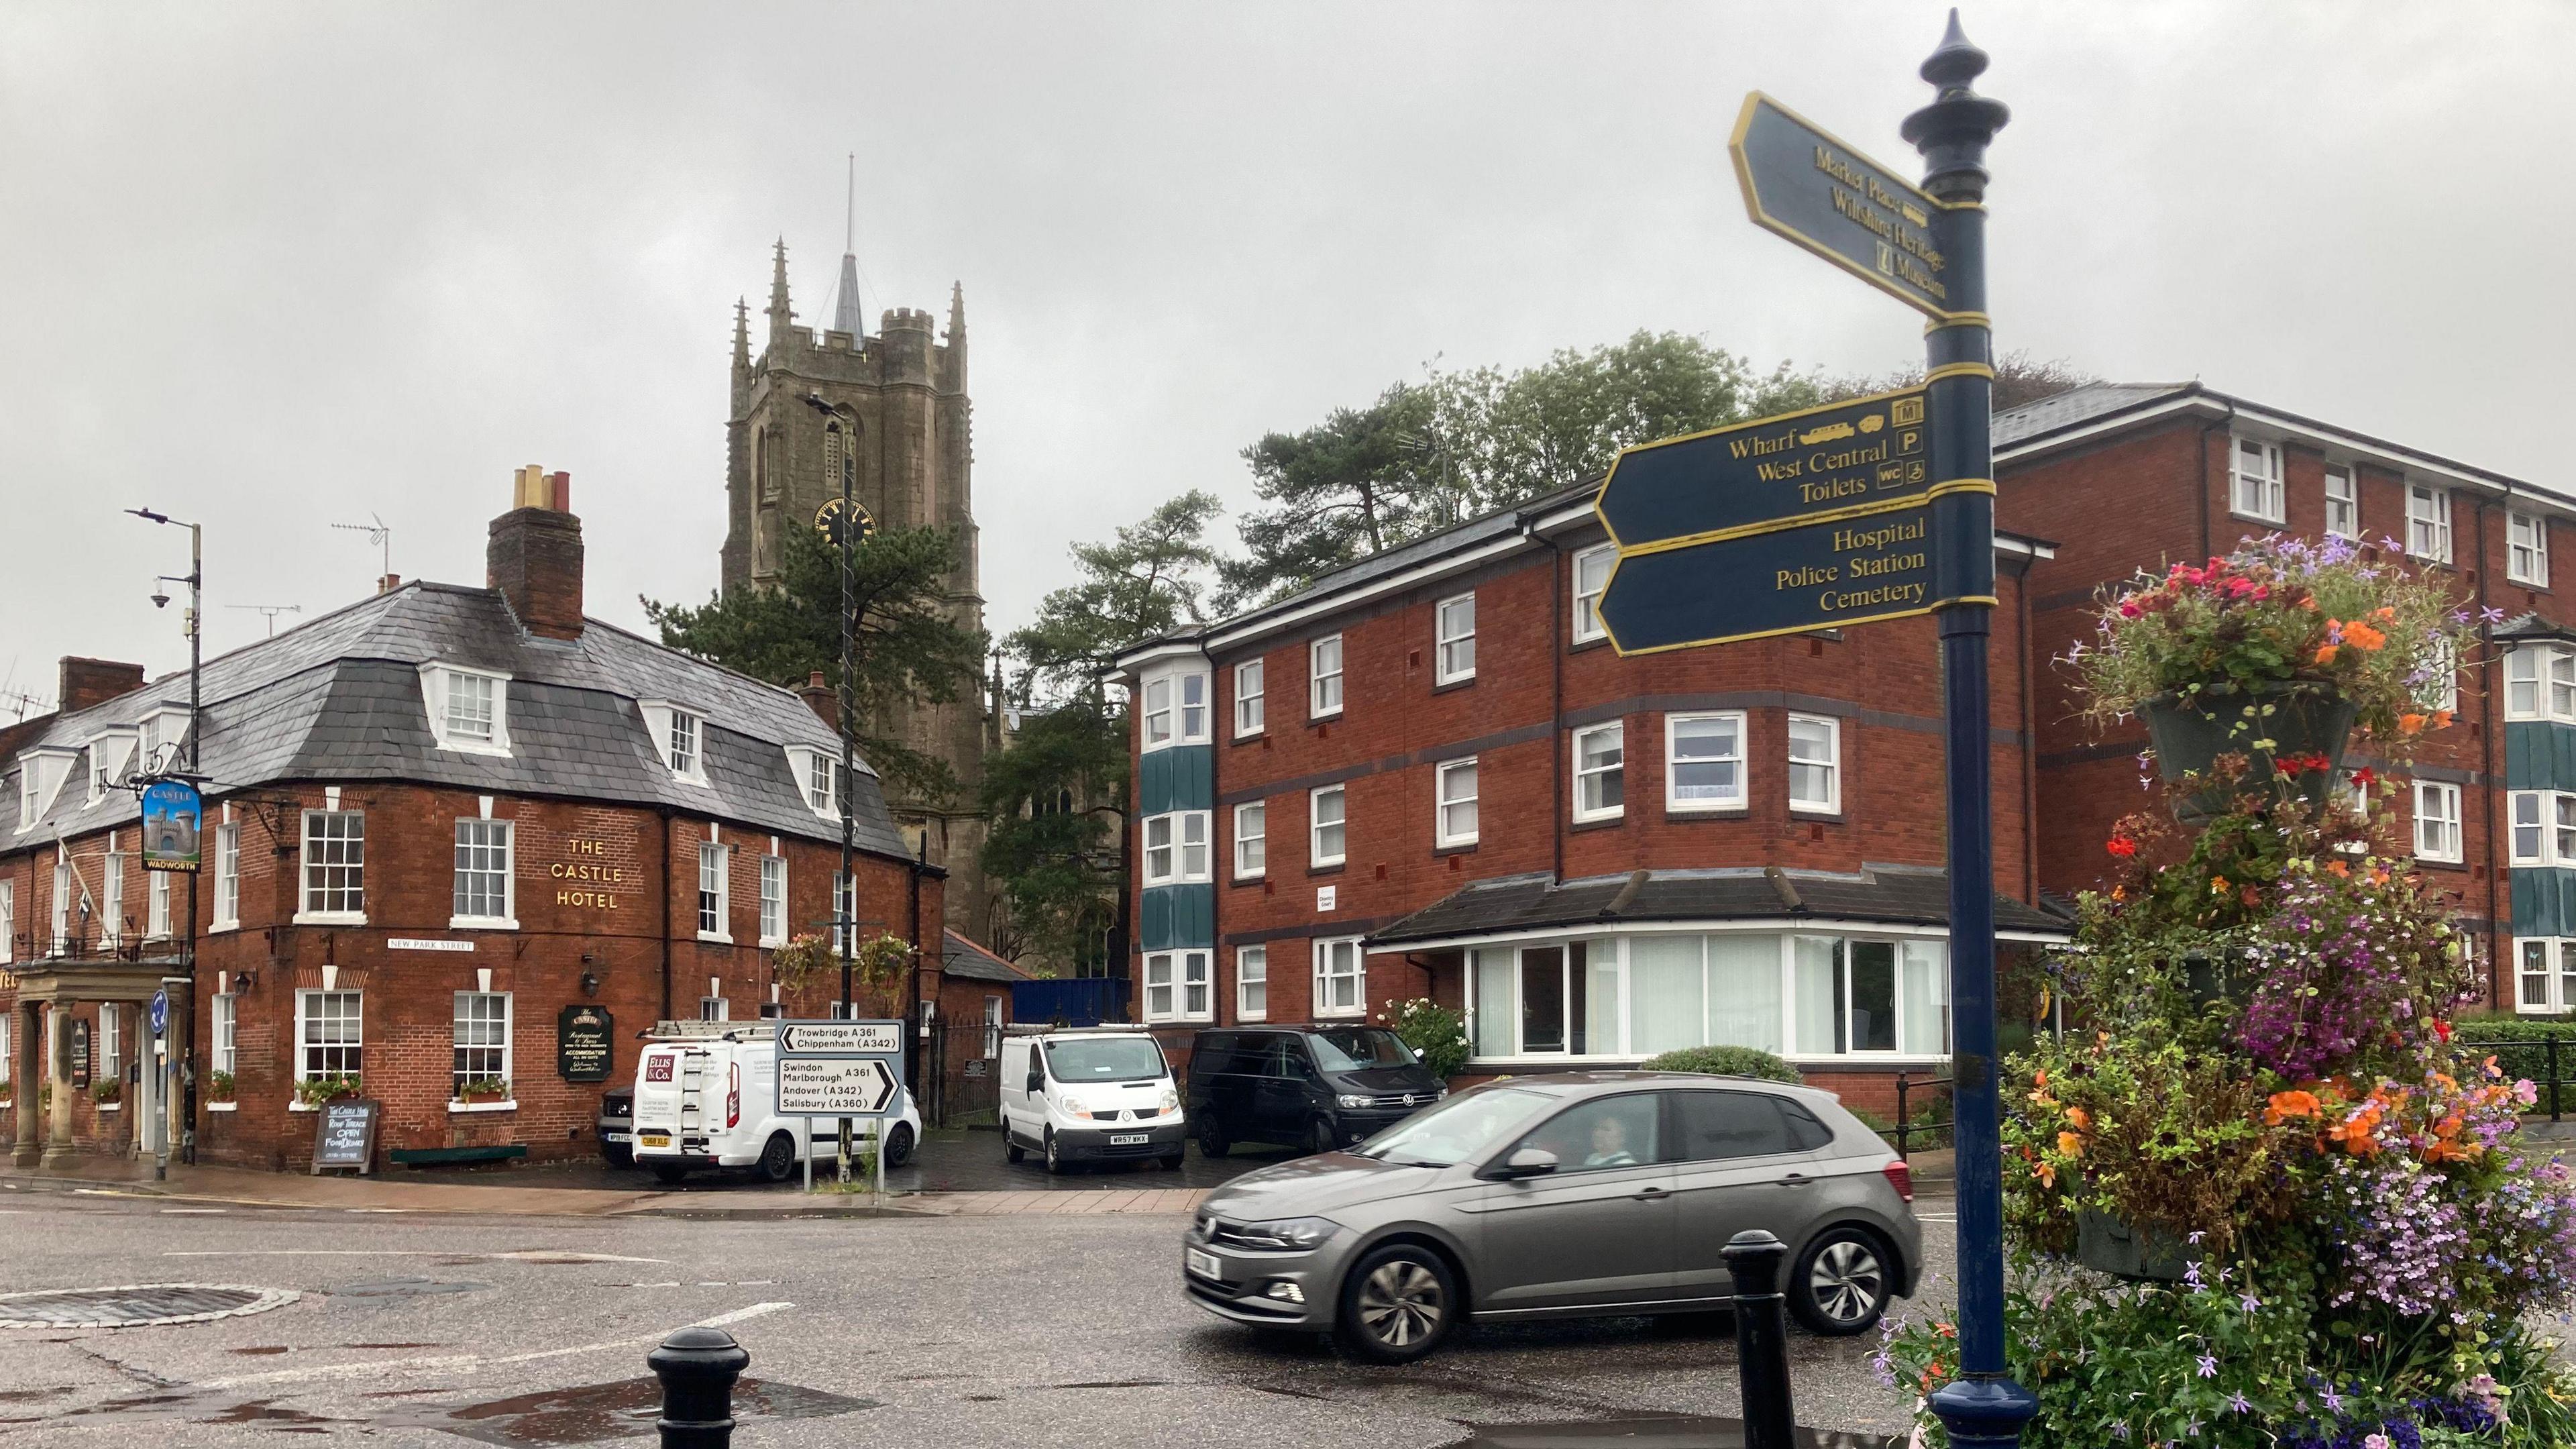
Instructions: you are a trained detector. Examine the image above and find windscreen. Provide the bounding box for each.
[1355,1086,1551,1168]
[1307,1027,1415,1072]
[1044,1036,1169,1083]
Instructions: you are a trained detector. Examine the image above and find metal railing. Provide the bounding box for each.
[2453,1030,2571,1124]
[1890,1071,1953,1161]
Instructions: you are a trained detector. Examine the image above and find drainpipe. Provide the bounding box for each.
[2008,551,2038,904]
[907,835,926,1095]
[2477,493,2503,1009]
[1550,539,1568,887]
[656,806,676,1021]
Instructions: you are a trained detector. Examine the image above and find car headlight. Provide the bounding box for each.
[1234,1216,1340,1251]
[1161,1087,1180,1112]
[1060,1095,1089,1118]
[1337,1093,1372,1109]
[1435,1087,1449,1101]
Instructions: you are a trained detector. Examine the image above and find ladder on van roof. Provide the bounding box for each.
[676,1050,707,1134]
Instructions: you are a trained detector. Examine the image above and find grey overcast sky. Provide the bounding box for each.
[3,2,2568,711]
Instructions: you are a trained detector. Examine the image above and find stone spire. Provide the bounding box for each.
[944,281,968,392]
[765,237,794,347]
[731,297,750,374]
[833,253,864,337]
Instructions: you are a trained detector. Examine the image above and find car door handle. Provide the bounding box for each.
[1776,1173,1813,1187]
[1631,1186,1671,1201]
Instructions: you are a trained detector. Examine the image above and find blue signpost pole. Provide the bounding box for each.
[1904,14,2034,1446]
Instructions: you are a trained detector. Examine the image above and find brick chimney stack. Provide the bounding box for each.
[487,466,584,641]
[60,656,146,713]
[799,669,837,729]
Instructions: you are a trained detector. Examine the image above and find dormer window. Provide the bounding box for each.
[419,663,513,756]
[788,746,842,818]
[637,702,709,786]
[15,747,75,833]
[88,731,140,804]
[137,707,191,775]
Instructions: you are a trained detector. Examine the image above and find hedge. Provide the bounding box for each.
[1639,1045,1801,1083]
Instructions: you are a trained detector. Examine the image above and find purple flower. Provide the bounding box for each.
[2228,1392,2251,1415]
[2239,1291,2261,1312]
[2196,1353,2217,1378]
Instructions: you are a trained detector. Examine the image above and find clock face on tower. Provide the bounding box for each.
[813,497,877,549]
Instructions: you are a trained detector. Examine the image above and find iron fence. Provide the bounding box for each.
[1890,1072,1953,1161]
[921,1020,1004,1128]
[2453,1032,2573,1124]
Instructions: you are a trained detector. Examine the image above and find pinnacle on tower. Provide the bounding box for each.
[731,297,750,372]
[833,252,864,337]
[765,237,794,341]
[947,280,965,338]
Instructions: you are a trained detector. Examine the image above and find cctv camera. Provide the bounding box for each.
[150,591,170,609]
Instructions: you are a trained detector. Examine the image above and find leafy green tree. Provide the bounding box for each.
[1218,332,1847,607]
[641,522,985,804]
[1823,350,2097,414]
[983,492,1224,967]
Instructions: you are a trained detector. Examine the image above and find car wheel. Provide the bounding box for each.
[757,1132,797,1184]
[1044,1130,1067,1175]
[1789,1226,1892,1336]
[1159,1150,1186,1171]
[1306,1117,1336,1156]
[1197,1118,1230,1159]
[885,1123,916,1169]
[1334,1244,1458,1364]
[1004,1121,1026,1163]
[650,1163,690,1185]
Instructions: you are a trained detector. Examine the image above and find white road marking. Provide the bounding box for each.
[164,1249,668,1263]
[198,1301,792,1391]
[161,1208,227,1215]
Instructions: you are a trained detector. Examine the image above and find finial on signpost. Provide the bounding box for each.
[1902,9,2010,203]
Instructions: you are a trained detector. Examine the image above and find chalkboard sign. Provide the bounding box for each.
[557,1005,614,1083]
[311,1098,380,1175]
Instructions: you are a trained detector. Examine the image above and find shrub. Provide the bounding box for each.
[1641,1045,1800,1083]
[207,1069,235,1100]
[1377,999,1470,1080]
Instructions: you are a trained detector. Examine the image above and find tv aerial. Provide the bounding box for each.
[331,513,393,581]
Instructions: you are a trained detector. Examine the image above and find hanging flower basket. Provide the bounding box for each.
[2139,683,2357,822]
[2073,1208,2190,1283]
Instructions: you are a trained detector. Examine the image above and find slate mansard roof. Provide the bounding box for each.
[3,582,912,861]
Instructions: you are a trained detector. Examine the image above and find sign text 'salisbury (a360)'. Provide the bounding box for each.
[1595,386,1930,553]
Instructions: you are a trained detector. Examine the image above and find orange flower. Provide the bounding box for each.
[2341,621,2387,651]
[2326,859,2351,878]
[2034,1069,2049,1089]
[2373,606,2397,621]
[2057,1131,2084,1157]
[2432,710,2453,730]
[2265,1089,2322,1124]
[2314,644,2341,665]
[2400,712,2428,734]
[2064,1106,2092,1131]
[2033,1161,2057,1188]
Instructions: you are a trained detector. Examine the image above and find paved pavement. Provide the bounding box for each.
[0,1177,1954,1447]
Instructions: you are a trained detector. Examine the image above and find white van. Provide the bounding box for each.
[630,1022,922,1184]
[998,1028,1185,1173]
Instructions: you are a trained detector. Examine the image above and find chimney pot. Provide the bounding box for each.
[377,573,402,595]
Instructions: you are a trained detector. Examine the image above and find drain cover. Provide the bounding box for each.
[0,1284,299,1330]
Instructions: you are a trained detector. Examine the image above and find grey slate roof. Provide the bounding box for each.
[2494,612,2576,645]
[941,928,1029,983]
[3,582,910,861]
[1367,865,2071,948]
[1990,382,2192,450]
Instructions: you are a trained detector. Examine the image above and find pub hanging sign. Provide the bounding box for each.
[557,1004,614,1083]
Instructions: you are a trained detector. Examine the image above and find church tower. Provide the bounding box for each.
[720,240,1000,946]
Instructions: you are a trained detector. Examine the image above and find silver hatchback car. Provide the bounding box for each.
[1182,1072,1921,1362]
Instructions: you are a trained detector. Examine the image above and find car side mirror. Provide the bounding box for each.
[1413,1046,1426,1061]
[1486,1147,1558,1181]
[1026,1071,1043,1094]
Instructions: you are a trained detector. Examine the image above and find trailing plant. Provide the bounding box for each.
[455,1077,510,1101]
[772,930,916,1014]
[207,1069,235,1101]
[294,1073,360,1107]
[1640,1044,1801,1084]
[2065,533,2483,751]
[92,1078,121,1105]
[1377,998,1470,1080]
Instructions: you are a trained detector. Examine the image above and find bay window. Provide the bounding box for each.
[1142,810,1211,886]
[2518,938,2576,1015]
[1666,712,1746,812]
[2506,644,2576,722]
[1143,949,1212,1023]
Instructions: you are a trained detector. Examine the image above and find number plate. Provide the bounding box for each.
[1187,1248,1222,1281]
[602,1132,632,1144]
[1110,1133,1148,1146]
[639,1132,671,1148]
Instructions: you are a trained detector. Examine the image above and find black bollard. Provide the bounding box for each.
[1723,1228,1796,1449]
[647,1325,751,1449]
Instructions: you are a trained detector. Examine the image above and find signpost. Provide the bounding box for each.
[775,1017,904,1194]
[1611,13,2029,1444]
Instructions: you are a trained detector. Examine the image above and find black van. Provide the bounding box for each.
[1187,1024,1448,1157]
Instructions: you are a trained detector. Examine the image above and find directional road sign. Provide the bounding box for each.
[777,1056,901,1118]
[1596,503,1937,654]
[1730,93,1960,320]
[1597,387,1929,552]
[779,1020,903,1055]
[149,990,168,1036]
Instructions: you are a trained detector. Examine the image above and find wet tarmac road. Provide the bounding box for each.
[421,1128,1291,1196]
[0,1177,1953,1448]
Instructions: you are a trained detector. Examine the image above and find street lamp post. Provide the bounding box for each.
[126,506,201,1182]
[803,394,862,1184]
